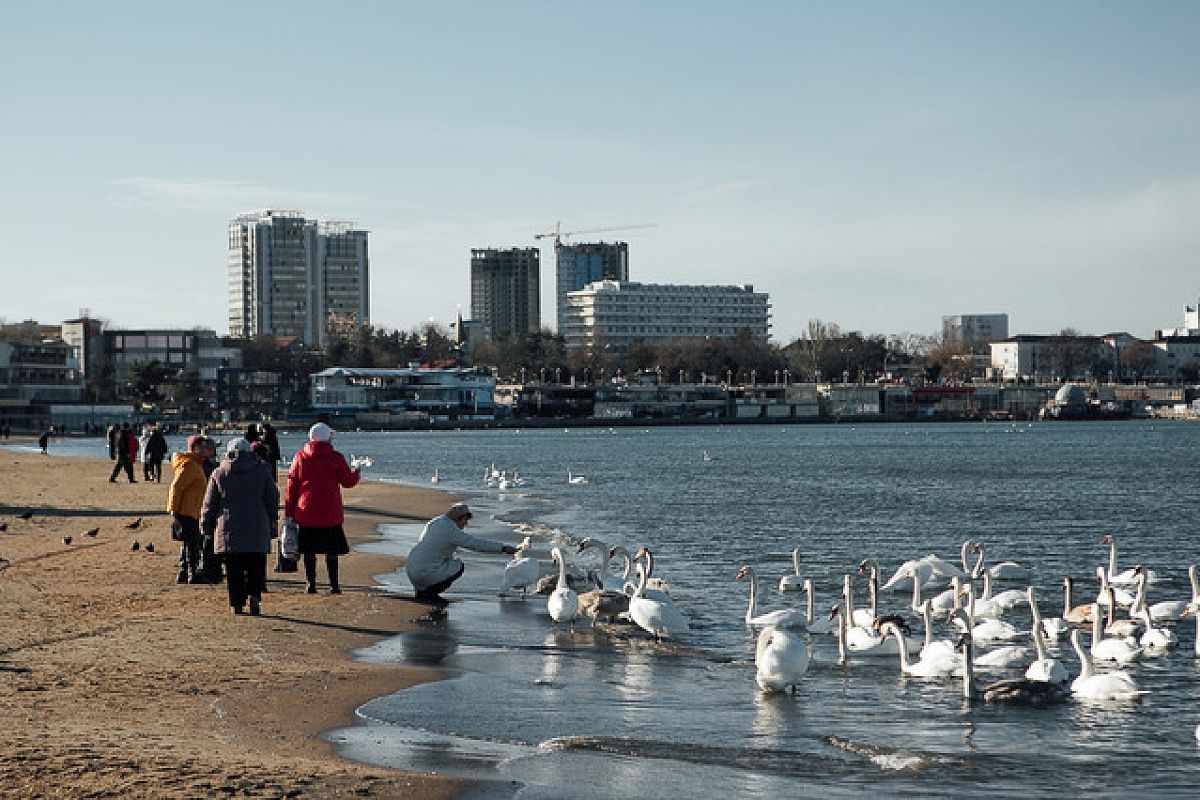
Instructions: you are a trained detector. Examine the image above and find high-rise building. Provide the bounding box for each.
[470,247,540,339]
[228,210,369,346]
[555,242,628,333]
[562,281,771,350]
[942,313,1008,353]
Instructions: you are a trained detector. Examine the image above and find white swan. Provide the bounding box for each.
[839,578,918,657]
[917,600,957,661]
[801,578,834,634]
[546,547,579,623]
[629,562,688,640]
[1095,566,1136,608]
[778,548,804,593]
[880,553,966,593]
[499,537,539,596]
[956,584,1025,643]
[430,468,440,484]
[1131,566,1192,623]
[851,561,881,627]
[1089,602,1141,664]
[879,621,962,678]
[736,566,806,629]
[1069,629,1144,701]
[1100,588,1140,639]
[980,572,1027,612]
[755,625,808,693]
[1135,607,1177,651]
[567,469,588,485]
[1185,606,1200,656]
[1100,534,1161,586]
[956,580,1004,622]
[971,541,1031,581]
[973,643,1031,669]
[630,548,673,601]
[1026,588,1069,684]
[841,575,879,647]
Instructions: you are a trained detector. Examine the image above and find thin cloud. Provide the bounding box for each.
[112,177,370,214]
[675,178,770,206]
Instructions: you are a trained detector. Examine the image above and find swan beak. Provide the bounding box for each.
[1099,535,1110,544]
[828,606,840,620]
[735,568,746,581]
[1182,607,1194,618]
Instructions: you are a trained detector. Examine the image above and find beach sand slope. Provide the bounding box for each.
[0,452,461,798]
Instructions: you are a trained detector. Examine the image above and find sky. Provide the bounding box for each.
[1,1,1198,344]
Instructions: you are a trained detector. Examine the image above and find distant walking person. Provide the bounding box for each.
[107,423,118,459]
[38,428,52,455]
[108,423,138,483]
[139,426,154,480]
[262,423,283,481]
[167,435,209,584]
[201,438,279,615]
[405,502,517,602]
[284,423,360,595]
[145,426,169,483]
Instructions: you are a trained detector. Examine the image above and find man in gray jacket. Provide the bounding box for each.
[201,438,279,615]
[405,502,517,602]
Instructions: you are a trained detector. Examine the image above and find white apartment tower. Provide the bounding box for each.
[228,210,369,346]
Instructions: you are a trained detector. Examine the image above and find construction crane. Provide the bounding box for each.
[534,221,657,250]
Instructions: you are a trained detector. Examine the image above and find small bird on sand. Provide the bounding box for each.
[130,540,140,551]
[83,527,99,537]
[144,543,155,553]
[17,511,33,520]
[62,536,72,545]
[124,518,142,530]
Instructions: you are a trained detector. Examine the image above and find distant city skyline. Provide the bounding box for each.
[2,2,1198,343]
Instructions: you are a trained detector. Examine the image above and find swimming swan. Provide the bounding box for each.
[736,565,806,629]
[960,630,1068,707]
[879,621,962,678]
[778,548,804,593]
[1069,629,1144,701]
[629,563,689,640]
[1025,588,1068,684]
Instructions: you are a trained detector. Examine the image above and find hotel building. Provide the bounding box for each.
[555,241,628,333]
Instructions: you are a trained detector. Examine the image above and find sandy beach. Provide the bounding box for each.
[0,449,462,799]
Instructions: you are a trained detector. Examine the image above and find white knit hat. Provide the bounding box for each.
[308,422,333,442]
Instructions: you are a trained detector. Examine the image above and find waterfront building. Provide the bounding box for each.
[309,363,496,419]
[942,313,1009,353]
[1151,299,1200,380]
[216,367,287,420]
[555,242,628,333]
[561,280,770,351]
[228,210,369,347]
[989,334,1107,382]
[0,338,83,405]
[470,247,540,340]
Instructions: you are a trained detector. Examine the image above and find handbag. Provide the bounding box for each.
[274,540,299,573]
[281,518,300,560]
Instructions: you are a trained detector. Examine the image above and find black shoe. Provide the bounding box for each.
[232,606,245,615]
[108,478,116,483]
[176,571,189,584]
[248,597,261,616]
[306,584,317,594]
[415,591,448,605]
[330,586,342,595]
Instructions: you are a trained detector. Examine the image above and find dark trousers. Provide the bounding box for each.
[416,563,465,599]
[198,535,223,582]
[173,515,201,580]
[224,553,267,610]
[303,553,340,590]
[148,457,164,482]
[109,457,136,483]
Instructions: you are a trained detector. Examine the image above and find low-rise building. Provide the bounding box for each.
[310,363,496,420]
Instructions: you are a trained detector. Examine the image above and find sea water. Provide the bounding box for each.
[28,423,1200,796]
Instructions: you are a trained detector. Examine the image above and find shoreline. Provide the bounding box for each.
[0,450,463,798]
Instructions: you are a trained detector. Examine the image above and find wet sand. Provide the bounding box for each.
[0,450,463,798]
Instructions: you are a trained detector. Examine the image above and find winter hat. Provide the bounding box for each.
[447,502,472,522]
[187,434,208,450]
[227,438,254,457]
[309,422,333,442]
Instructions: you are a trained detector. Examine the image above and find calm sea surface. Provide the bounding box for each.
[29,422,1200,796]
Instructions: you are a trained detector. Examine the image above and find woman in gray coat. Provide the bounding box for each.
[201,438,279,615]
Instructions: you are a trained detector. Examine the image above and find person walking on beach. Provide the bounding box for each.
[145,425,169,483]
[108,423,138,483]
[106,423,118,459]
[200,438,278,615]
[261,423,283,481]
[167,435,209,584]
[405,502,517,602]
[139,426,153,480]
[284,423,360,595]
[195,436,223,583]
[38,428,52,454]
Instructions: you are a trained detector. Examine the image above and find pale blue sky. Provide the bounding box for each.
[2,1,1198,342]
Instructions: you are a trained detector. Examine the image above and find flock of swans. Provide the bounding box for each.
[475,463,588,488]
[497,533,1200,711]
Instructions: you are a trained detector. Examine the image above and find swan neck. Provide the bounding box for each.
[922,602,934,650]
[911,570,922,610]
[804,580,814,624]
[961,639,975,699]
[792,549,801,576]
[1032,621,1048,661]
[888,625,911,670]
[960,540,972,575]
[1107,540,1117,579]
[745,567,759,619]
[556,550,569,586]
[843,575,856,618]
[1063,578,1072,616]
[1190,565,1199,601]
[971,544,985,579]
[1071,631,1093,679]
[1133,572,1147,611]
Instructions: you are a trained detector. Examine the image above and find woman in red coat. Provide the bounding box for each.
[284,423,361,594]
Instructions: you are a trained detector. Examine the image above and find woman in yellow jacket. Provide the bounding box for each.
[167,435,210,584]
